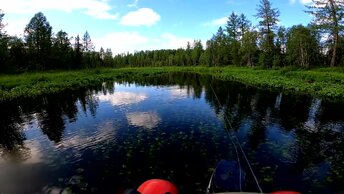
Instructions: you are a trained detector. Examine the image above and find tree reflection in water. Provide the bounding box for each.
[0,104,28,163]
[0,73,343,193]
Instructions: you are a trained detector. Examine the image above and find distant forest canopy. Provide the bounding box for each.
[0,0,344,73]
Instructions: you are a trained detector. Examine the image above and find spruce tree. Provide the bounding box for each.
[255,0,280,67]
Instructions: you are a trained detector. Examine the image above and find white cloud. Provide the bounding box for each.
[120,8,160,26]
[203,16,227,27]
[0,0,118,20]
[3,18,28,36]
[128,0,139,7]
[158,33,193,49]
[93,31,149,53]
[289,0,312,4]
[93,31,195,54]
[301,0,312,4]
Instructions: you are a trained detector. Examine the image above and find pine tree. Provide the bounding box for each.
[213,27,230,66]
[239,14,251,39]
[306,0,344,67]
[73,35,82,69]
[24,12,52,70]
[82,31,94,52]
[255,0,280,67]
[226,12,241,42]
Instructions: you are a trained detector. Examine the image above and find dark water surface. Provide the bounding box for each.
[0,73,344,194]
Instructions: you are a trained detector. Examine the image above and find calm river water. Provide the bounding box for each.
[0,73,344,193]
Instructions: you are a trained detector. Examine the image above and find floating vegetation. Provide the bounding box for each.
[1,66,344,102]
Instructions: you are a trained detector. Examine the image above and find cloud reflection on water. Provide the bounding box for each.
[169,86,194,99]
[126,112,161,129]
[56,121,117,151]
[97,91,148,106]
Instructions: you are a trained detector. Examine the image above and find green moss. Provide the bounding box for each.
[1,66,344,102]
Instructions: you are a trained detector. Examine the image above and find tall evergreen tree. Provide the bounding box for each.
[255,0,280,67]
[73,35,82,69]
[82,31,95,68]
[239,13,251,39]
[213,27,231,66]
[226,13,252,65]
[226,12,241,42]
[226,12,241,65]
[82,31,94,52]
[24,12,52,70]
[306,0,344,67]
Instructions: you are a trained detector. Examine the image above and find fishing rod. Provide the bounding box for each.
[208,83,263,194]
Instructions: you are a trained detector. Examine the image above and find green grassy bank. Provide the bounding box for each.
[1,66,344,102]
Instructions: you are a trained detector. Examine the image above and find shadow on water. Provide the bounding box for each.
[0,72,344,193]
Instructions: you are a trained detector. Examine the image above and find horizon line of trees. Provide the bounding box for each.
[0,0,344,73]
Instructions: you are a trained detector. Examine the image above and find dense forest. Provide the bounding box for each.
[0,0,343,73]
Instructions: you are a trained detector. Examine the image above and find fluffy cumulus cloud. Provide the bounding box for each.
[93,31,195,54]
[3,18,28,36]
[93,31,193,54]
[203,16,227,27]
[157,33,193,49]
[0,0,118,19]
[120,8,160,26]
[93,31,149,53]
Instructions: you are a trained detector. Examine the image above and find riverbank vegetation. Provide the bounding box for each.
[1,66,344,102]
[0,0,344,101]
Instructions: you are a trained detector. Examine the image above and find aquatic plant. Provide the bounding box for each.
[1,66,344,102]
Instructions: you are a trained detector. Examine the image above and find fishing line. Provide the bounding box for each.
[209,84,263,193]
[224,116,243,192]
[206,169,215,194]
[206,135,242,193]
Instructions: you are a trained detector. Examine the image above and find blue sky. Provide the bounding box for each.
[1,0,313,54]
